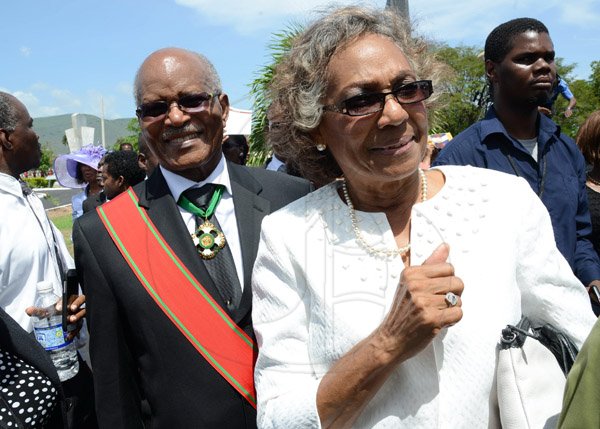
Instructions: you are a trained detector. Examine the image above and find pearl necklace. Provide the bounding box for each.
[341,169,428,258]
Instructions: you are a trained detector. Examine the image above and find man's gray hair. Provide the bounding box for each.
[0,92,19,131]
[133,49,222,105]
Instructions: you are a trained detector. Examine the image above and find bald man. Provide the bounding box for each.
[73,48,311,427]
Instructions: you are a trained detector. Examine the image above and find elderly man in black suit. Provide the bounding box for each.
[73,48,311,428]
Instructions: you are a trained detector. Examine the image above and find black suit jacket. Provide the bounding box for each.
[0,308,67,428]
[73,163,311,428]
[82,192,106,214]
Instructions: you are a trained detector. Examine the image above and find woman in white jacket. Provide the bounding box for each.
[251,7,596,428]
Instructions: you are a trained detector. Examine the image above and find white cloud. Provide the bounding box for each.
[19,46,31,57]
[116,81,133,97]
[559,0,600,26]
[175,0,385,34]
[409,0,598,44]
[11,91,40,108]
[5,85,81,118]
[30,82,50,91]
[173,0,598,41]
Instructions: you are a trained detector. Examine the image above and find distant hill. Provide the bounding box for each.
[34,114,135,156]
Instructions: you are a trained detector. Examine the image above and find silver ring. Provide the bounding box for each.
[445,292,458,307]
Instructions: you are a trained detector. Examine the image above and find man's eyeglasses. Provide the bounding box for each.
[136,92,219,123]
[323,80,433,117]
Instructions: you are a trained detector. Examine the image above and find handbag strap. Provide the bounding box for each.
[500,316,578,375]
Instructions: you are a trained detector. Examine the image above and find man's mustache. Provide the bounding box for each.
[162,124,203,141]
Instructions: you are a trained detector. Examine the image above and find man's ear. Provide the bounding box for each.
[0,129,13,150]
[485,59,497,83]
[219,93,230,129]
[117,175,126,190]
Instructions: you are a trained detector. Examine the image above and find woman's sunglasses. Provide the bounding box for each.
[324,80,433,116]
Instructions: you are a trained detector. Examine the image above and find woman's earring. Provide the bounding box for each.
[316,143,326,152]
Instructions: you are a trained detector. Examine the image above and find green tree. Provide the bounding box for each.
[553,79,599,138]
[247,25,301,166]
[430,44,598,139]
[589,60,600,99]
[430,44,488,136]
[551,60,600,138]
[113,118,141,151]
[39,144,55,174]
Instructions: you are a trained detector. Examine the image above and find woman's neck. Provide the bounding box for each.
[345,171,421,214]
[87,181,102,195]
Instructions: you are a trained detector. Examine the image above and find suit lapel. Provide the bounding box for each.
[138,169,229,312]
[228,163,270,322]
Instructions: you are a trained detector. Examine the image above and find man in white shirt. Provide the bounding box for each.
[0,91,97,427]
[0,92,74,330]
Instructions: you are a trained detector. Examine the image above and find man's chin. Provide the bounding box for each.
[161,151,221,181]
[528,92,552,107]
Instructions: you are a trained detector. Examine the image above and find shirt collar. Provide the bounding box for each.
[480,106,561,146]
[160,154,233,203]
[0,172,26,199]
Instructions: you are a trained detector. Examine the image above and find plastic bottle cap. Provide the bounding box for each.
[36,280,54,293]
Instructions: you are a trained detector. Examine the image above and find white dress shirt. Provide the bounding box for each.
[0,172,74,331]
[160,155,244,290]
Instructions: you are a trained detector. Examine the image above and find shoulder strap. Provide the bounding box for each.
[97,189,256,407]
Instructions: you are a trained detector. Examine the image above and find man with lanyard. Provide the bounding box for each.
[73,48,312,428]
[0,91,97,426]
[434,18,600,305]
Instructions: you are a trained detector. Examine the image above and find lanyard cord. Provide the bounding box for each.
[24,194,66,285]
[505,151,547,199]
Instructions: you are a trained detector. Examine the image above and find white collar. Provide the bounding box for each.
[0,172,25,199]
[160,155,233,203]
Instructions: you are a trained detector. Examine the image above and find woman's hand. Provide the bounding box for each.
[374,243,464,365]
[317,243,463,428]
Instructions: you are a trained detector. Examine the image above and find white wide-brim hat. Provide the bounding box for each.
[54,144,107,189]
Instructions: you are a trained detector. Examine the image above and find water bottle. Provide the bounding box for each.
[32,281,79,381]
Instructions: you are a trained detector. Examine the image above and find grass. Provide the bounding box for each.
[47,207,74,257]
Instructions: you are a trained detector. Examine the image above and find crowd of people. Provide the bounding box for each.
[1,6,600,429]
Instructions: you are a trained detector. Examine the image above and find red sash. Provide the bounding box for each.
[98,189,257,407]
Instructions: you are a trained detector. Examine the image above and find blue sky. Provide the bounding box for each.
[2,0,599,119]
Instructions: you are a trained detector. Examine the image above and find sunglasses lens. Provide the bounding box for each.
[345,93,382,116]
[137,93,215,120]
[139,102,168,119]
[180,93,212,110]
[396,81,431,103]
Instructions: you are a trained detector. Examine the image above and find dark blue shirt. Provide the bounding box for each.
[433,107,600,285]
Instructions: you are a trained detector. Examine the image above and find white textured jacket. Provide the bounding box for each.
[252,165,596,428]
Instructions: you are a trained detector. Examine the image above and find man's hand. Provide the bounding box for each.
[26,294,86,341]
[587,280,600,304]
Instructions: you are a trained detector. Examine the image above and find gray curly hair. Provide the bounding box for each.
[268,6,446,186]
[0,92,19,132]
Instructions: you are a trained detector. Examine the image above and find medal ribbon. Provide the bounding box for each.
[178,185,225,220]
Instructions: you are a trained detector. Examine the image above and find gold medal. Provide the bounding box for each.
[191,220,226,259]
